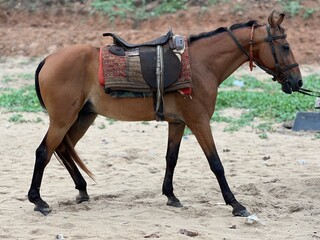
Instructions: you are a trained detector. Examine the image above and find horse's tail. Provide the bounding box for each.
[35,59,47,110]
[55,135,95,180]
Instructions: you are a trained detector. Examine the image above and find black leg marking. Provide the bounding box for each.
[28,137,52,215]
[162,122,185,208]
[207,151,250,217]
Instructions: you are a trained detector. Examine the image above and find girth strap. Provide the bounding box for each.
[155,45,165,121]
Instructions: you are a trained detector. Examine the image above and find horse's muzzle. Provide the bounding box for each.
[297,79,303,89]
[282,78,303,94]
[290,78,303,92]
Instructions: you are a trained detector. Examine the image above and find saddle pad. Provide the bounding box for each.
[98,39,192,96]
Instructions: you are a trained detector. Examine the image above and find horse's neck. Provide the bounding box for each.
[192,28,253,85]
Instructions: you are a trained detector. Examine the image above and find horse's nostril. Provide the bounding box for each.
[298,80,303,88]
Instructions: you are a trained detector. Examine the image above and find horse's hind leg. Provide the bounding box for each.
[28,122,75,215]
[57,104,97,203]
[162,122,185,207]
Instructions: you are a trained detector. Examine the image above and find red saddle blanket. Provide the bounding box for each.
[98,39,192,96]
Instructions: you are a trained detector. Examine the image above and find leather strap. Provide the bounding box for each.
[227,28,250,60]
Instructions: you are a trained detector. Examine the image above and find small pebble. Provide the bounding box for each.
[179,229,198,237]
[297,159,308,165]
[56,234,64,240]
[245,214,265,226]
[263,156,270,160]
[229,225,237,229]
[144,233,160,238]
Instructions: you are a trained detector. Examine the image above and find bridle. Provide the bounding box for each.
[227,24,320,97]
[227,24,299,84]
[223,22,320,100]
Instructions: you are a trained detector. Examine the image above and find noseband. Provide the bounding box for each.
[227,25,299,83]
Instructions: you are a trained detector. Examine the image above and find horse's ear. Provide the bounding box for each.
[277,13,285,26]
[268,10,285,27]
[268,10,276,27]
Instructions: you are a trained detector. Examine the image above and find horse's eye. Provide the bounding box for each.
[282,44,290,51]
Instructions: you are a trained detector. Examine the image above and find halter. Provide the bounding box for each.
[227,24,299,83]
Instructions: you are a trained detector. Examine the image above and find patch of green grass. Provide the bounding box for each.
[256,122,274,132]
[277,0,320,18]
[259,132,268,139]
[280,0,302,17]
[211,112,233,123]
[18,73,34,81]
[256,122,274,139]
[151,0,188,15]
[91,0,134,21]
[8,113,43,123]
[106,118,116,125]
[232,3,244,15]
[8,113,26,123]
[91,0,188,21]
[313,133,320,140]
[0,86,41,112]
[34,117,43,123]
[1,73,34,84]
[222,113,255,132]
[213,74,320,131]
[1,75,15,83]
[184,127,193,136]
[303,8,316,19]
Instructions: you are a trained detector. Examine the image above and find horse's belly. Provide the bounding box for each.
[94,94,155,121]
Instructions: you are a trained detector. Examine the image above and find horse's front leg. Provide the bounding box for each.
[162,122,185,207]
[207,149,250,216]
[188,120,250,217]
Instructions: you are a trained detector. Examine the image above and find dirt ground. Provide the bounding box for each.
[0,1,320,240]
[0,0,320,64]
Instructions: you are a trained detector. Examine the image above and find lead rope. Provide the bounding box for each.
[249,24,256,71]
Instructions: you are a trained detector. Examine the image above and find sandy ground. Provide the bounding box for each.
[1,57,320,239]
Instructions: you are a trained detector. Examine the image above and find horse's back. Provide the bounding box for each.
[43,44,99,76]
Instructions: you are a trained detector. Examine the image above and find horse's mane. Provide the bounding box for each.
[188,20,261,44]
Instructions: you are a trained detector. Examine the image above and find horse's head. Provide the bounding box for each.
[256,11,302,94]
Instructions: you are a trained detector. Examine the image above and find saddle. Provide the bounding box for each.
[103,30,174,49]
[102,29,186,120]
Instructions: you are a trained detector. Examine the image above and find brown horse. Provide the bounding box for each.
[28,11,302,216]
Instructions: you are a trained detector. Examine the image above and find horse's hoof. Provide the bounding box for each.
[233,209,251,217]
[167,199,183,208]
[33,199,52,216]
[34,205,52,216]
[76,191,90,203]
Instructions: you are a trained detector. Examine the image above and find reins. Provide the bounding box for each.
[298,88,320,97]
